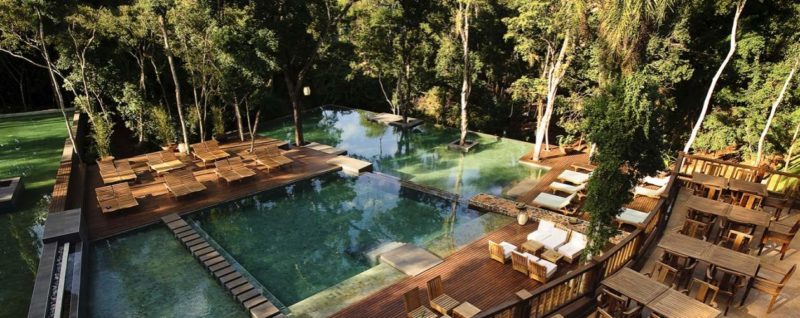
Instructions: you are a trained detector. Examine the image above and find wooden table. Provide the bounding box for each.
[685,195,731,217]
[649,288,721,318]
[601,268,670,305]
[727,205,772,228]
[692,172,728,188]
[541,250,563,263]
[658,232,713,260]
[521,240,543,254]
[728,178,768,197]
[452,302,481,318]
[705,247,759,278]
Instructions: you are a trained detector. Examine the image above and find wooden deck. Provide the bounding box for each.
[332,220,563,318]
[83,138,341,241]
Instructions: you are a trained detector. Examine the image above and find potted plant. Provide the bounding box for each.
[150,107,176,151]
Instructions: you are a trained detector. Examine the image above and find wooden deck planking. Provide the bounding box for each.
[84,141,341,241]
[516,149,591,204]
[332,220,578,318]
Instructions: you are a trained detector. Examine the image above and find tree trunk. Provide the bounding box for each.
[137,57,146,143]
[532,35,571,161]
[249,108,261,152]
[233,93,245,141]
[683,0,746,153]
[458,1,471,146]
[159,15,190,154]
[284,72,305,146]
[190,72,205,141]
[756,60,797,165]
[785,120,800,171]
[377,75,395,114]
[37,9,80,162]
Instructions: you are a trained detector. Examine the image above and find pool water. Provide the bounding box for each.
[89,226,242,317]
[260,106,547,199]
[189,171,511,307]
[0,113,69,318]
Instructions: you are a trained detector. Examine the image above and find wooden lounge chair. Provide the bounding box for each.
[538,227,569,251]
[527,219,555,242]
[555,231,587,263]
[146,151,186,174]
[531,192,579,215]
[615,208,649,227]
[488,240,517,263]
[634,176,670,198]
[215,157,256,182]
[753,264,796,313]
[163,168,206,198]
[253,147,293,171]
[97,159,137,184]
[427,276,459,315]
[402,287,437,318]
[548,181,586,197]
[557,170,590,185]
[191,140,230,164]
[95,182,138,213]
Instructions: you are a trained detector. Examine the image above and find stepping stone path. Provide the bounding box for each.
[161,213,284,318]
[305,142,347,155]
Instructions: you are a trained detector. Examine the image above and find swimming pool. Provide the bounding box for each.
[189,171,512,316]
[260,106,547,199]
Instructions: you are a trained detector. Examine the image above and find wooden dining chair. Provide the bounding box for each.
[688,208,718,225]
[717,230,753,253]
[682,278,720,308]
[596,289,642,318]
[732,168,755,182]
[645,261,679,289]
[700,185,723,201]
[759,219,800,260]
[706,266,748,315]
[681,218,711,241]
[733,192,763,210]
[403,287,438,318]
[716,219,756,243]
[753,264,796,313]
[426,275,459,315]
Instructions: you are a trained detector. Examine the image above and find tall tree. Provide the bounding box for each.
[455,0,473,146]
[683,0,746,153]
[756,56,798,165]
[158,12,191,153]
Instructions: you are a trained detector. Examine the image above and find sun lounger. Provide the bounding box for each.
[557,170,591,185]
[527,220,555,242]
[634,176,671,198]
[532,192,578,214]
[488,240,517,263]
[191,140,230,164]
[549,181,586,195]
[163,168,206,197]
[215,157,256,182]
[556,231,587,263]
[97,159,137,184]
[146,151,186,174]
[253,146,293,170]
[616,208,649,226]
[539,227,569,250]
[95,182,138,213]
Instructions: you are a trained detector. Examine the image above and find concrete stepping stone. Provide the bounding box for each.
[379,244,442,276]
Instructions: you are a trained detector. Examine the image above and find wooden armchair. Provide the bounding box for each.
[753,264,796,313]
[511,251,531,275]
[403,287,437,318]
[644,261,679,289]
[717,229,753,254]
[682,278,720,309]
[706,266,748,315]
[488,240,516,263]
[734,192,763,210]
[681,218,711,241]
[759,219,799,260]
[688,208,717,225]
[596,289,641,318]
[716,219,756,243]
[426,276,459,315]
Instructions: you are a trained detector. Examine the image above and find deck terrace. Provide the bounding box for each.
[83,138,341,241]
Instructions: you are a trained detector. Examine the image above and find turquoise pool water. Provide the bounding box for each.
[89,226,242,317]
[260,106,546,199]
[189,171,511,307]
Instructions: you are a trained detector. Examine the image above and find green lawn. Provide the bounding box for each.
[0,113,69,318]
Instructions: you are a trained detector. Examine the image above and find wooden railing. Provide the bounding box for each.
[474,153,682,318]
[678,152,800,198]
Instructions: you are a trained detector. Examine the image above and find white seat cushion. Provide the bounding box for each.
[557,170,590,185]
[499,241,517,258]
[541,228,569,250]
[527,220,556,241]
[635,183,667,198]
[643,175,670,187]
[549,182,586,194]
[520,252,539,261]
[533,192,575,210]
[556,232,587,259]
[617,208,649,224]
[536,259,558,277]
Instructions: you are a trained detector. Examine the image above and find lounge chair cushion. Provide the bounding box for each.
[557,232,587,260]
[527,220,555,241]
[634,180,668,198]
[643,175,670,187]
[499,241,517,259]
[540,228,569,250]
[519,252,539,261]
[557,170,591,185]
[617,208,649,224]
[549,181,586,194]
[532,192,575,210]
[535,259,558,278]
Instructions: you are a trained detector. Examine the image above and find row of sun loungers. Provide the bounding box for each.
[95,182,138,213]
[97,159,137,184]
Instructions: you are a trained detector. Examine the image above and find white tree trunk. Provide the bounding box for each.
[683,0,746,153]
[784,120,800,171]
[756,60,797,165]
[458,1,471,146]
[532,34,571,161]
[159,15,190,154]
